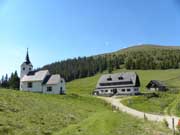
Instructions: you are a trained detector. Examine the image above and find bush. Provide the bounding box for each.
[163,119,169,127]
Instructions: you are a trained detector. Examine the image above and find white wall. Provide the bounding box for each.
[42,81,66,94]
[116,87,139,95]
[95,87,139,95]
[20,81,43,92]
[20,63,33,79]
[20,77,66,94]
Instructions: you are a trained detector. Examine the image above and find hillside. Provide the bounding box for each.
[115,44,180,54]
[67,68,180,116]
[2,68,180,134]
[41,44,180,82]
[67,68,180,94]
[0,69,175,135]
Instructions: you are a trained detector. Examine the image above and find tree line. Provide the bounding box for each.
[0,71,20,89]
[42,55,124,82]
[42,48,180,82]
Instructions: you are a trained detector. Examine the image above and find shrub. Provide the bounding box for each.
[163,119,169,127]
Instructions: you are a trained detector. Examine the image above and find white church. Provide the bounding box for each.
[20,49,66,94]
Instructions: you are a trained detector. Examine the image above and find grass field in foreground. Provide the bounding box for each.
[55,110,171,135]
[0,88,172,134]
[1,68,180,134]
[0,89,110,135]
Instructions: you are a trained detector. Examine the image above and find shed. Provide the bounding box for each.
[146,80,168,91]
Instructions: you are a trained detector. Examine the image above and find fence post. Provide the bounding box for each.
[172,118,175,135]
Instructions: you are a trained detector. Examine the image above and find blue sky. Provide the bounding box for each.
[0,0,180,77]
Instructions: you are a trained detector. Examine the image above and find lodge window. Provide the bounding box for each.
[134,88,138,91]
[107,76,112,81]
[100,81,133,86]
[118,76,123,80]
[127,89,131,92]
[105,90,108,92]
[47,87,52,92]
[28,82,32,88]
[122,89,125,92]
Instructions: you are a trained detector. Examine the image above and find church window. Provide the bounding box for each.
[29,68,32,71]
[47,87,52,92]
[23,67,25,71]
[28,82,32,88]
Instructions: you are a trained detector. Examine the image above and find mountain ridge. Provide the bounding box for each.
[115,44,180,54]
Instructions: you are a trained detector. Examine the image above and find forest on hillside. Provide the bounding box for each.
[42,48,180,82]
[42,55,124,82]
[1,47,180,90]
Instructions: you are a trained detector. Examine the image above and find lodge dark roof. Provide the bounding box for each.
[96,72,140,89]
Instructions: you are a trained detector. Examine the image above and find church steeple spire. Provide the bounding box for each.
[25,48,31,64]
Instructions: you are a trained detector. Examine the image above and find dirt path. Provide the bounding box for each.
[98,96,180,130]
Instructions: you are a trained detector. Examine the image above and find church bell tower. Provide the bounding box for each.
[20,49,33,79]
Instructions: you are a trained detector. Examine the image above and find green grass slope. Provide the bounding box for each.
[67,68,180,116]
[55,110,171,135]
[0,89,109,135]
[67,69,180,94]
[0,69,174,135]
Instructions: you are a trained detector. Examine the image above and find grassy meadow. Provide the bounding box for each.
[0,89,171,135]
[0,89,112,135]
[0,68,178,134]
[67,68,180,116]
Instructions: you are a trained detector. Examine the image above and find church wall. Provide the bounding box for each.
[42,81,66,94]
[21,81,43,93]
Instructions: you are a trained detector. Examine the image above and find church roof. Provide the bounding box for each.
[21,70,49,82]
[22,48,32,65]
[42,74,61,85]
